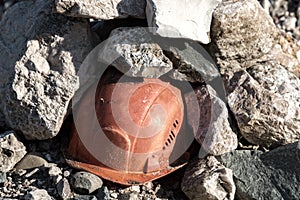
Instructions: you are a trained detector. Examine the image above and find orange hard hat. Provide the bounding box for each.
[65,71,194,185]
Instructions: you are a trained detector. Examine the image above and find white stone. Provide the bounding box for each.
[0,131,26,172]
[146,0,221,43]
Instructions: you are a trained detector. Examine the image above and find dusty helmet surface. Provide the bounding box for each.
[65,73,193,185]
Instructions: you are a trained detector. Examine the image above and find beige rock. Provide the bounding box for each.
[182,156,235,200]
[210,0,280,78]
[227,63,300,147]
[55,0,146,19]
[15,153,48,170]
[199,86,238,156]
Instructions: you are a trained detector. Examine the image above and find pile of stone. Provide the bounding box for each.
[0,0,299,199]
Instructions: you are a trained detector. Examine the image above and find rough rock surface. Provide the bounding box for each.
[55,0,146,20]
[0,0,94,140]
[227,63,300,147]
[210,0,280,77]
[185,86,237,157]
[260,141,300,176]
[72,171,103,195]
[101,27,173,78]
[164,40,220,83]
[0,131,26,173]
[181,156,235,200]
[146,0,221,44]
[210,0,299,79]
[199,87,238,156]
[210,0,300,147]
[220,142,300,200]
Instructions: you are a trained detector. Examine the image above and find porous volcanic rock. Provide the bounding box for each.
[0,0,94,140]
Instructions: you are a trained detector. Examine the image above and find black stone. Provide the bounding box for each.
[219,142,300,200]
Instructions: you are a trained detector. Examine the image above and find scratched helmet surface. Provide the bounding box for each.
[65,72,191,185]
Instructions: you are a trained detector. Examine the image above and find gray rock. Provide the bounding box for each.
[199,88,237,156]
[185,86,237,157]
[0,172,6,184]
[101,27,173,78]
[219,143,300,200]
[146,0,221,44]
[24,189,52,200]
[0,0,94,140]
[227,63,300,147]
[71,195,97,200]
[118,193,139,200]
[72,171,103,195]
[0,131,26,172]
[260,141,300,176]
[181,156,235,200]
[15,153,48,170]
[56,178,71,199]
[55,0,146,19]
[96,186,110,200]
[164,40,219,83]
[48,165,62,178]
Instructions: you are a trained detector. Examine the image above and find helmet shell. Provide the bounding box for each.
[65,77,191,185]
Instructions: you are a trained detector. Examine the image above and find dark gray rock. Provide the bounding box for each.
[0,0,94,140]
[96,186,110,200]
[164,41,220,83]
[56,178,71,199]
[0,131,26,172]
[260,141,300,175]
[219,142,300,200]
[72,172,103,195]
[71,195,97,200]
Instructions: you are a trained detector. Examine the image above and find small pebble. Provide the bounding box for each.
[15,153,48,170]
[24,189,52,200]
[110,192,118,198]
[72,171,103,195]
[56,178,71,199]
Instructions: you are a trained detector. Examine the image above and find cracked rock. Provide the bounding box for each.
[0,0,94,140]
[227,63,300,147]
